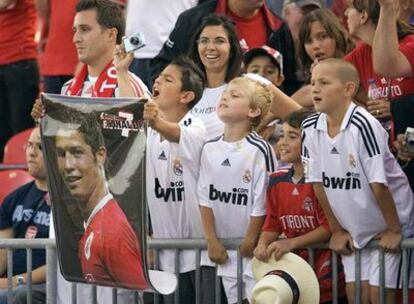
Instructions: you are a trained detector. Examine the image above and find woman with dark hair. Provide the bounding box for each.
[188,14,243,138]
[292,8,354,107]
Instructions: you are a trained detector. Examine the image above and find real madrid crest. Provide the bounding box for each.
[242,170,252,183]
[84,232,94,261]
[348,153,357,169]
[173,158,183,176]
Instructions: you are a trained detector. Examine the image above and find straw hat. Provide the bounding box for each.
[251,253,319,304]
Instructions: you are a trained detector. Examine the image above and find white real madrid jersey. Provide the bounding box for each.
[301,103,414,248]
[198,132,277,276]
[146,112,207,273]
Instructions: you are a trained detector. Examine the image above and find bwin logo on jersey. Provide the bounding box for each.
[322,172,361,190]
[155,178,184,202]
[209,185,248,206]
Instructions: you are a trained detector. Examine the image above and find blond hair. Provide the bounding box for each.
[230,77,272,128]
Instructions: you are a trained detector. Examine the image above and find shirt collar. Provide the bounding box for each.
[316,103,358,132]
[84,192,113,229]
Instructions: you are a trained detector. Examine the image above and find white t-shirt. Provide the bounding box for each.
[198,132,277,277]
[146,112,207,273]
[301,103,414,248]
[191,85,226,139]
[125,0,198,58]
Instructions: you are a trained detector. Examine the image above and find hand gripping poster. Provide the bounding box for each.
[40,94,176,294]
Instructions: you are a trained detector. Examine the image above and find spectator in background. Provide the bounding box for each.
[373,0,414,78]
[35,0,79,94]
[244,45,285,88]
[0,0,38,161]
[344,0,414,164]
[152,0,302,96]
[125,0,199,88]
[0,127,49,304]
[188,14,243,139]
[292,9,354,107]
[282,0,327,42]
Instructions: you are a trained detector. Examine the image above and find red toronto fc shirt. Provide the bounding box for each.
[0,0,37,65]
[79,196,148,289]
[345,36,414,99]
[400,41,414,74]
[263,167,345,303]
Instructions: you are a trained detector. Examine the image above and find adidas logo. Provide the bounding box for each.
[330,147,339,154]
[158,151,167,160]
[221,158,231,167]
[291,188,299,195]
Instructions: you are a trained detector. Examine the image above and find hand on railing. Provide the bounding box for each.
[377,228,402,253]
[207,239,228,265]
[329,230,354,255]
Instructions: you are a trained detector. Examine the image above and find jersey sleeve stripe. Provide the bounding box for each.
[301,113,320,129]
[352,113,380,157]
[345,105,358,129]
[250,132,275,171]
[354,112,380,154]
[351,119,379,158]
[246,135,274,172]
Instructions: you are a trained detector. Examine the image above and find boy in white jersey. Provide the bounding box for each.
[301,58,414,303]
[144,56,207,303]
[198,76,276,303]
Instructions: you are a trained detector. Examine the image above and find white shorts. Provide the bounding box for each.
[341,248,414,289]
[221,275,255,304]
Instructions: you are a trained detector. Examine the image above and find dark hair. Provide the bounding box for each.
[298,9,354,73]
[76,0,125,44]
[188,14,242,83]
[284,108,315,129]
[351,0,414,38]
[59,109,105,156]
[170,55,206,109]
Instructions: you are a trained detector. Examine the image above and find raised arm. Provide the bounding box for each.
[373,0,413,77]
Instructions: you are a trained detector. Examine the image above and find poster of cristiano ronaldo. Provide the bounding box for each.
[40,94,176,293]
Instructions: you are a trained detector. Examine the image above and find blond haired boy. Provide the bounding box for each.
[198,76,277,303]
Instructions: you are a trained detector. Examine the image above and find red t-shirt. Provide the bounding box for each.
[0,0,37,65]
[400,41,414,74]
[226,9,267,52]
[263,168,345,303]
[79,199,148,289]
[345,36,414,99]
[40,0,78,76]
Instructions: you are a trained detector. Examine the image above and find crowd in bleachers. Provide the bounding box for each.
[1,0,414,303]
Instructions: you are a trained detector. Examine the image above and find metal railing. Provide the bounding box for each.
[0,238,413,304]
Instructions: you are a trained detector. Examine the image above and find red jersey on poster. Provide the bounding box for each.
[79,196,147,289]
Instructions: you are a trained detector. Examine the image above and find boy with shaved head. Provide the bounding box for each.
[301,58,414,303]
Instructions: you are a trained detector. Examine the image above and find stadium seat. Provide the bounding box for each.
[3,128,34,164]
[0,170,33,203]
